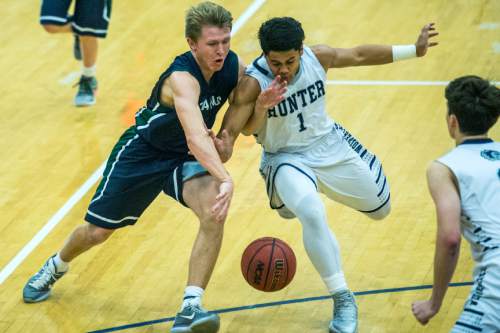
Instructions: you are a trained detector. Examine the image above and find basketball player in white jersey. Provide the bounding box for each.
[216,17,439,333]
[412,76,500,332]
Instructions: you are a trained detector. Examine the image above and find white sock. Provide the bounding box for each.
[82,65,96,78]
[181,286,204,310]
[53,253,69,272]
[323,272,348,295]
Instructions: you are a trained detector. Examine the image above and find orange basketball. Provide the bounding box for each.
[241,237,296,292]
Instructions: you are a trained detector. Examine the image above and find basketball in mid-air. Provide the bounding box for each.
[241,237,296,292]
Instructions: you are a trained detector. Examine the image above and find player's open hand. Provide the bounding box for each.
[415,23,439,57]
[212,178,234,223]
[412,300,438,325]
[256,75,287,110]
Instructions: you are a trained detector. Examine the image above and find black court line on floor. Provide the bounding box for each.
[88,281,473,332]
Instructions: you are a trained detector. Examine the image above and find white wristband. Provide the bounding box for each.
[392,45,417,62]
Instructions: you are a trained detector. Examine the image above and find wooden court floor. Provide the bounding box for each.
[0,0,499,332]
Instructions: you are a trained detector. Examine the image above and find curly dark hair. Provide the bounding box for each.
[258,17,305,54]
[445,75,500,135]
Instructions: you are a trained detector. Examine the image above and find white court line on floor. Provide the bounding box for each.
[326,80,500,86]
[479,22,499,30]
[232,0,265,35]
[492,42,500,54]
[0,0,267,286]
[0,162,106,284]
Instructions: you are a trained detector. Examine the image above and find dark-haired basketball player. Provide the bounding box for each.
[412,76,500,332]
[217,17,438,333]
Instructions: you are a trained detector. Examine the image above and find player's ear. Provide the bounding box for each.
[449,113,457,126]
[187,37,197,51]
[446,113,459,138]
[299,47,304,56]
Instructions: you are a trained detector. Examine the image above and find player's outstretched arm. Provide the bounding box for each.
[412,161,461,325]
[313,23,439,70]
[168,72,233,222]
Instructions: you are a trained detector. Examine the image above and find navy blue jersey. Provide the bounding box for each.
[135,50,239,155]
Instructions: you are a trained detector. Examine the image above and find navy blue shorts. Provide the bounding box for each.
[40,0,112,38]
[85,127,208,229]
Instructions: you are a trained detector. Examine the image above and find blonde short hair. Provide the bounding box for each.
[185,1,233,41]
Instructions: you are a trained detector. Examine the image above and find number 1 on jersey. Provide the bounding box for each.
[297,113,307,132]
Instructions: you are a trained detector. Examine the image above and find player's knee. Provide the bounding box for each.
[87,225,114,245]
[184,175,221,221]
[199,208,217,226]
[194,196,219,225]
[365,201,391,221]
[299,207,326,225]
[42,24,61,34]
[294,194,326,226]
[199,215,224,237]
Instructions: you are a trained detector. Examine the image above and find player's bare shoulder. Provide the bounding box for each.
[310,44,336,71]
[162,72,200,106]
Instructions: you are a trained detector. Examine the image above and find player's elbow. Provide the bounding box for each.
[352,54,366,66]
[446,234,461,249]
[349,47,368,66]
[441,233,461,253]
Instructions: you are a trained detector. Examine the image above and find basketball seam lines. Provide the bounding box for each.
[263,238,276,290]
[274,243,291,289]
[245,243,271,284]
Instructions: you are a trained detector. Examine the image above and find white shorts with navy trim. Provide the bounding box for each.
[451,253,500,332]
[259,125,391,218]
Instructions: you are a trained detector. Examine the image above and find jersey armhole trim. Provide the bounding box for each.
[306,45,328,75]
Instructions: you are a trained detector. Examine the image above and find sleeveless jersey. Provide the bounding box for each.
[437,139,500,261]
[245,46,334,153]
[135,50,239,155]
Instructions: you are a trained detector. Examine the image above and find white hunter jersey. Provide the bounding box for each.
[246,46,335,153]
[437,139,500,262]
